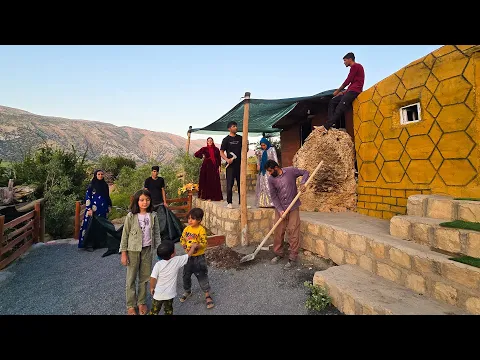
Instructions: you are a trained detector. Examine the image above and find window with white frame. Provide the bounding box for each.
[400,102,421,124]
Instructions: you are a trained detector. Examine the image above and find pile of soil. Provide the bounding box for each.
[205,245,243,269]
[292,128,356,212]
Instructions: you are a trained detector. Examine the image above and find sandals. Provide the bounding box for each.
[179,291,192,303]
[138,304,148,315]
[179,291,215,309]
[206,295,215,309]
[127,307,137,315]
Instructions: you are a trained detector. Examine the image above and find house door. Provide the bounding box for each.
[300,119,312,146]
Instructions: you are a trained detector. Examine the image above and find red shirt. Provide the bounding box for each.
[341,62,364,93]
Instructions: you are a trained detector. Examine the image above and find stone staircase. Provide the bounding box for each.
[308,195,480,315]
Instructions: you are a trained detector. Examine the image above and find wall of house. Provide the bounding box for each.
[353,45,480,220]
[280,105,355,169]
[280,125,300,167]
[312,107,355,142]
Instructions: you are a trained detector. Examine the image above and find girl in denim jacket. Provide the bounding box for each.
[120,189,161,315]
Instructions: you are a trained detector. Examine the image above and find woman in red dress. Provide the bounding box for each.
[194,137,223,201]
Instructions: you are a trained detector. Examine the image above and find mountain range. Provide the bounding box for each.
[0,105,213,163]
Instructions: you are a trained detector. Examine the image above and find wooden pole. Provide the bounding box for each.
[39,199,45,243]
[0,215,4,254]
[34,201,41,243]
[240,91,251,246]
[186,126,193,154]
[74,201,81,240]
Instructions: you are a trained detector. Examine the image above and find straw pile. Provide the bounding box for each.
[292,128,356,212]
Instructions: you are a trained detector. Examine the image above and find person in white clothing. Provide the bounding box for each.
[149,240,199,315]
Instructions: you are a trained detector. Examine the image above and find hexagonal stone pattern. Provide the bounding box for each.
[405,135,435,159]
[432,50,469,81]
[407,160,436,184]
[376,74,400,97]
[361,162,380,182]
[380,139,403,161]
[436,104,474,133]
[437,132,475,159]
[351,45,480,219]
[358,121,378,142]
[439,160,476,186]
[434,76,472,106]
[381,161,404,183]
[402,63,430,89]
[358,142,378,162]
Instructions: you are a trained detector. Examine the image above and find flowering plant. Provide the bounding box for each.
[178,183,199,196]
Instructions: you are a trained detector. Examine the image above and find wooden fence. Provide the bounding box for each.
[73,201,86,240]
[0,200,45,270]
[72,191,193,240]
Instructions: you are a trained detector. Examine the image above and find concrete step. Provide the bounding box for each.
[390,215,480,258]
[407,195,480,222]
[299,211,480,314]
[313,264,467,315]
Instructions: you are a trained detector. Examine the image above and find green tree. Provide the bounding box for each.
[12,144,89,238]
[97,155,136,180]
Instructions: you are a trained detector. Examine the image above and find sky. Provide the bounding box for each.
[0,45,442,145]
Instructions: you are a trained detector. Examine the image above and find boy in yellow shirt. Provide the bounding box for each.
[179,207,214,309]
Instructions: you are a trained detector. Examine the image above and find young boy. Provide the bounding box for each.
[149,240,199,315]
[179,207,214,309]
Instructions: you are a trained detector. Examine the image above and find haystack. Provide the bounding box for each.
[292,128,356,212]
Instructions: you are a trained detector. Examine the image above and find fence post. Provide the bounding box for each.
[34,202,41,243]
[74,201,81,240]
[0,215,4,254]
[39,199,45,242]
[187,191,193,212]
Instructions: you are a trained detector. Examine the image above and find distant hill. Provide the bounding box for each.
[0,105,211,164]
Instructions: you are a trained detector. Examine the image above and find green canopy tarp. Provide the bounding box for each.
[191,89,336,135]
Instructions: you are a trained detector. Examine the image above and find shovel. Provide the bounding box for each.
[225,152,237,169]
[239,160,324,263]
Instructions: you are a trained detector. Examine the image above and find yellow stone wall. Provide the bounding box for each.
[353,45,480,220]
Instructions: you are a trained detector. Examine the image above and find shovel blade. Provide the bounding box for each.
[239,253,255,263]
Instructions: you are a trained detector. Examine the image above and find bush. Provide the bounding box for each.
[97,155,136,180]
[0,160,14,187]
[13,144,88,200]
[108,192,131,220]
[44,176,77,239]
[304,281,332,312]
[11,144,89,238]
[175,149,202,185]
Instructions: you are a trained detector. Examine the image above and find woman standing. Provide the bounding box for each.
[194,137,223,201]
[255,137,278,208]
[78,169,112,251]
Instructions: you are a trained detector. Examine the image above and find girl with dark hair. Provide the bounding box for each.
[119,189,161,315]
[194,137,223,201]
[78,169,112,250]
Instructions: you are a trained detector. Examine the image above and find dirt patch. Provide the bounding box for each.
[205,246,244,269]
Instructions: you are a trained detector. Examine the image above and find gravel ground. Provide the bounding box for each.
[0,241,342,315]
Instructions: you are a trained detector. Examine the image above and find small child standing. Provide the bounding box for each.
[179,207,214,309]
[149,240,199,315]
[120,189,161,315]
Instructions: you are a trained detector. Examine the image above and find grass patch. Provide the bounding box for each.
[304,281,332,312]
[454,197,480,202]
[439,220,480,232]
[449,256,480,269]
